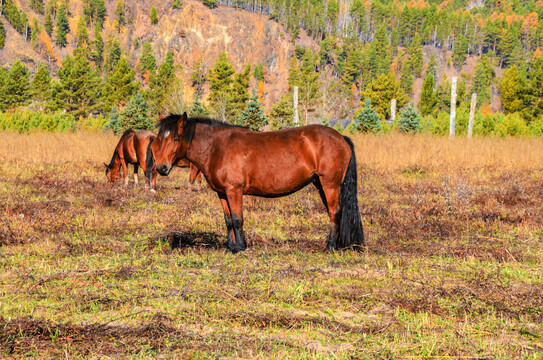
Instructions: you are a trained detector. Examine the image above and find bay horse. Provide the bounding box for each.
[147,138,204,192]
[105,129,158,190]
[151,112,364,253]
[105,129,203,191]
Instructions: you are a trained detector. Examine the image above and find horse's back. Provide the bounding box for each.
[209,125,351,195]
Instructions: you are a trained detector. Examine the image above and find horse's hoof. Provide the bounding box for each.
[150,188,157,193]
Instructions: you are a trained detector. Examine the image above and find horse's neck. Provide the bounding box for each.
[110,147,122,169]
[185,123,219,176]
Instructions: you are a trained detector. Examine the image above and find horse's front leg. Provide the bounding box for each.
[226,188,246,253]
[218,193,236,252]
[121,159,129,186]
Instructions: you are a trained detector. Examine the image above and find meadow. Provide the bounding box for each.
[0,131,542,359]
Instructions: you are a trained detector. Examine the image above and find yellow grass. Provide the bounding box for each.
[0,131,118,164]
[0,131,542,172]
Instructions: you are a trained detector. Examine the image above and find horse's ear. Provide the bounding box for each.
[103,162,109,168]
[178,112,188,134]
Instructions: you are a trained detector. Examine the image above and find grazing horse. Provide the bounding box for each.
[151,113,364,253]
[105,129,158,189]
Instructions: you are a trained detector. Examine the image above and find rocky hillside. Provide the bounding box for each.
[0,0,319,108]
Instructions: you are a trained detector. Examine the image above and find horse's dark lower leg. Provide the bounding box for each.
[218,193,236,252]
[326,208,340,251]
[226,189,246,253]
[320,183,341,251]
[232,215,246,252]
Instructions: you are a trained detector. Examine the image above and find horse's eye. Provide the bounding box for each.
[174,137,179,142]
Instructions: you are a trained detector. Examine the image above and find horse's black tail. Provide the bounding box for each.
[338,136,365,249]
[145,136,155,188]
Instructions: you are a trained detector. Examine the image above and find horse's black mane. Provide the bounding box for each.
[157,114,247,137]
[108,129,134,169]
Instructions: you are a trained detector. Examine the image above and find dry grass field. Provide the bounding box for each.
[1,131,543,359]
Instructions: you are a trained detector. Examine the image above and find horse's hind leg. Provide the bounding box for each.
[318,180,341,251]
[225,188,246,253]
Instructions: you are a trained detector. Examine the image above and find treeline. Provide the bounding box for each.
[1,0,543,136]
[207,0,543,66]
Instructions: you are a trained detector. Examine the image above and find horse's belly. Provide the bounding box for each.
[244,168,312,197]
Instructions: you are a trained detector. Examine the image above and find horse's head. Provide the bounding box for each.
[153,112,190,176]
[104,163,121,183]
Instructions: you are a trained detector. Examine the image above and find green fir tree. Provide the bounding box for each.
[189,95,210,117]
[54,4,69,47]
[1,60,31,110]
[150,6,158,25]
[31,63,52,109]
[268,94,294,130]
[118,93,153,130]
[139,41,156,81]
[115,0,126,33]
[398,104,422,133]
[418,72,437,115]
[236,90,267,131]
[355,99,381,133]
[103,57,140,112]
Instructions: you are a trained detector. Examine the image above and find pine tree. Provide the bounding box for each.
[291,49,321,125]
[150,6,158,25]
[361,72,408,120]
[83,0,106,27]
[236,90,267,131]
[472,54,495,105]
[231,64,251,118]
[189,94,210,117]
[254,62,265,82]
[103,57,140,112]
[452,32,468,69]
[400,59,414,96]
[139,41,156,81]
[0,21,6,49]
[76,17,88,48]
[190,57,207,96]
[500,65,522,114]
[31,63,52,108]
[30,18,40,48]
[341,47,362,86]
[91,23,104,67]
[30,0,44,14]
[207,52,235,121]
[104,105,121,133]
[115,0,125,33]
[268,94,294,130]
[146,50,176,113]
[408,33,423,77]
[54,4,69,48]
[398,104,421,133]
[202,0,217,9]
[418,72,437,115]
[53,53,102,117]
[44,6,53,36]
[118,93,153,130]
[355,99,381,133]
[172,0,183,9]
[2,60,31,110]
[521,57,543,121]
[104,37,122,73]
[499,25,522,67]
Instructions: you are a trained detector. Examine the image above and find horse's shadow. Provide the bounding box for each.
[158,231,224,250]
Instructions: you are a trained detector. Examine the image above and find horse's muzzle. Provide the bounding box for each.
[157,164,171,176]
